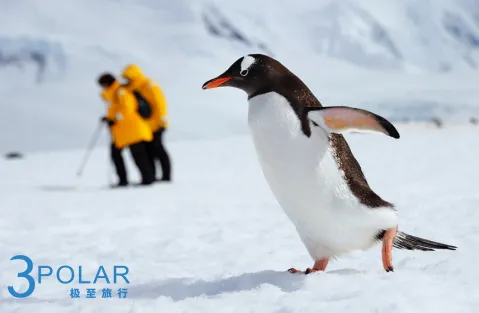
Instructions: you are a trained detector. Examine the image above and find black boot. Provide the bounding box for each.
[111,180,128,188]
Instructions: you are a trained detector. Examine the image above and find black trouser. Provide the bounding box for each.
[110,143,127,185]
[146,128,172,180]
[110,141,155,185]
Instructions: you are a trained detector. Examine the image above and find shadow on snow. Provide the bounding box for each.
[128,268,363,301]
[0,269,362,304]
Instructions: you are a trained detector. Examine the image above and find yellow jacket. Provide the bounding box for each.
[101,81,153,149]
[121,64,168,131]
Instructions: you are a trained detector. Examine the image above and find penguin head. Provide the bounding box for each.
[202,54,284,97]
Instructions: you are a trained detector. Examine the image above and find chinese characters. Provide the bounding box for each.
[69,288,128,299]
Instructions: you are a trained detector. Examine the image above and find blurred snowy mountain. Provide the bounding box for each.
[0,0,478,153]
[203,0,479,72]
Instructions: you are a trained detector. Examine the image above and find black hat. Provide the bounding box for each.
[97,73,116,87]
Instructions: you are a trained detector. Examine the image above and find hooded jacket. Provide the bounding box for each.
[122,64,168,131]
[101,80,153,149]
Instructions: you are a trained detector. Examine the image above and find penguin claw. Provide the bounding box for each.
[287,267,320,275]
[305,268,320,274]
[287,268,302,274]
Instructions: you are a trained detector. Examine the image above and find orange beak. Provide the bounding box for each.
[202,77,231,89]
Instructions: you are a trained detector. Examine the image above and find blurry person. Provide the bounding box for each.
[121,64,172,182]
[97,72,155,187]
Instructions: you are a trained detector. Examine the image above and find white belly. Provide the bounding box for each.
[247,92,397,260]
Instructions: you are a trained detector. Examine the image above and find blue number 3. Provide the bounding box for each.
[7,255,35,298]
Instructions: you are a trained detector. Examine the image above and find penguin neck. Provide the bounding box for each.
[247,77,322,138]
[248,85,274,101]
[247,91,328,167]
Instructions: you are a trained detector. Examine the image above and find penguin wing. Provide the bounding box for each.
[306,106,400,139]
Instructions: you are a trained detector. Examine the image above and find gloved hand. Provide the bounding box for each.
[100,116,115,127]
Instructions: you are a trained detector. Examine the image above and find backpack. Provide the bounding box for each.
[133,90,152,119]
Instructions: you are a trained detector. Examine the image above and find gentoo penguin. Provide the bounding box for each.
[202,54,457,274]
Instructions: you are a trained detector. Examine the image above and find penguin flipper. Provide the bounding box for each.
[306,106,400,139]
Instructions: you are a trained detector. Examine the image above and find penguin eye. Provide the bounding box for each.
[240,69,249,76]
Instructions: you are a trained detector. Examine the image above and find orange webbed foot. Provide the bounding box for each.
[287,258,329,275]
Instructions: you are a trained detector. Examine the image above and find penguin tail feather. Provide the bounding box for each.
[393,231,457,251]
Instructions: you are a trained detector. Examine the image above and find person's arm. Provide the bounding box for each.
[105,103,116,121]
[101,90,132,126]
[100,102,117,126]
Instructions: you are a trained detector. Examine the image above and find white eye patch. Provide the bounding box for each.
[240,55,256,75]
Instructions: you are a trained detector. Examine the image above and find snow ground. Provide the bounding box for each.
[0,124,477,312]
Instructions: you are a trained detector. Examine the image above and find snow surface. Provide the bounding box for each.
[1,0,479,153]
[0,124,477,312]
